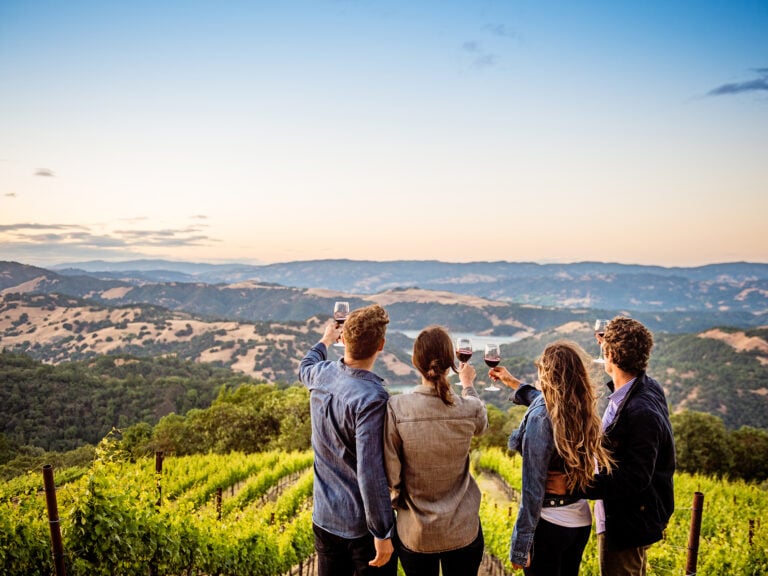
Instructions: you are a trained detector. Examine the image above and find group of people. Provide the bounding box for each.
[299,304,675,576]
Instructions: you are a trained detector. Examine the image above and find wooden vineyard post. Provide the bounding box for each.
[149,452,164,576]
[42,464,66,576]
[155,451,164,508]
[685,491,704,576]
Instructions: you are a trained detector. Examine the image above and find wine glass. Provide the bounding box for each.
[593,319,610,363]
[484,343,501,391]
[455,337,473,386]
[333,301,350,347]
[456,338,473,364]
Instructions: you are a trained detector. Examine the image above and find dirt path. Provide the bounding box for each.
[477,470,516,576]
[477,469,515,505]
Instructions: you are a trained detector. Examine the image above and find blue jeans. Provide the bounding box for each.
[525,519,591,576]
[394,524,484,576]
[313,523,398,576]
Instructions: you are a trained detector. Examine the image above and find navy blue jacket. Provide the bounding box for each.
[584,373,676,551]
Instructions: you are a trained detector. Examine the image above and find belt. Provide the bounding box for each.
[542,494,582,508]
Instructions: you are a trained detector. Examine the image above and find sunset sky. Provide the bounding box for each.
[1,1,767,268]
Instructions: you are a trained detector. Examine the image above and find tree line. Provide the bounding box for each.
[2,349,768,485]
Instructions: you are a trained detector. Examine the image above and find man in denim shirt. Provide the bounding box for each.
[299,304,396,576]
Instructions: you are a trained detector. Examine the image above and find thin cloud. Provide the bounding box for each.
[0,223,86,232]
[707,68,768,96]
[114,227,215,247]
[0,222,219,253]
[4,193,16,197]
[485,23,515,39]
[461,40,499,69]
[34,168,56,177]
[473,54,499,69]
[462,41,480,53]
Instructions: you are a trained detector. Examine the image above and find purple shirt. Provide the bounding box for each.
[595,377,637,534]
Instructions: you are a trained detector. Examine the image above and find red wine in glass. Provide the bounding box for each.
[484,343,501,391]
[456,337,473,365]
[457,351,473,363]
[333,301,350,347]
[334,301,350,324]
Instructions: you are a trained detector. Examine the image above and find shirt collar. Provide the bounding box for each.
[609,376,637,405]
[339,358,385,385]
[413,384,440,396]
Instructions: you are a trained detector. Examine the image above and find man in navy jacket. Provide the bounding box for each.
[551,317,675,575]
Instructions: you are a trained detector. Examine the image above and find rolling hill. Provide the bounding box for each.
[1,259,767,430]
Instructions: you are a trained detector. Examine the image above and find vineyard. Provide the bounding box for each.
[2,442,768,575]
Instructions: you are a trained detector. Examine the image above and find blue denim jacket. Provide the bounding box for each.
[507,384,554,566]
[299,342,394,540]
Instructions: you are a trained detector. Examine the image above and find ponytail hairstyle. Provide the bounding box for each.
[412,326,457,406]
[537,340,614,492]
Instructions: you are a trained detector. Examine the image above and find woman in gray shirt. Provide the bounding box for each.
[384,326,488,576]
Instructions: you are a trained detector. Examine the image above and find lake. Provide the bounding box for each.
[396,330,527,351]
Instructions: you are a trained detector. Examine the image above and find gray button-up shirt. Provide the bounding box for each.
[384,384,488,553]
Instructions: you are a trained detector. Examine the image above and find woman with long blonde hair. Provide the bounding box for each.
[490,340,613,575]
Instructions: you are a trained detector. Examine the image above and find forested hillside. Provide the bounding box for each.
[3,349,768,486]
[2,290,768,429]
[0,292,418,386]
[500,326,768,430]
[0,352,248,451]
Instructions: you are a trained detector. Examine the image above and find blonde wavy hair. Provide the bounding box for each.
[537,340,614,492]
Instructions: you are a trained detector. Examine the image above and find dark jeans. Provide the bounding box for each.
[394,523,484,576]
[597,533,649,576]
[524,518,591,576]
[313,523,398,576]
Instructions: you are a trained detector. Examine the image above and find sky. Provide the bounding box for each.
[1,0,767,268]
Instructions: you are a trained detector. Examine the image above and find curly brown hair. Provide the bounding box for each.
[342,304,389,360]
[602,316,654,375]
[412,326,457,406]
[538,341,614,492]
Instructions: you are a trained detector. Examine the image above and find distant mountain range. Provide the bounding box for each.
[2,260,767,333]
[47,258,768,314]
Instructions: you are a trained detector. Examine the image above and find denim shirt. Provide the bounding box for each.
[299,342,394,540]
[507,384,554,566]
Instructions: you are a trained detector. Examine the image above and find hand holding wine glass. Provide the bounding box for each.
[333,301,350,347]
[484,343,501,391]
[593,319,610,363]
[489,365,522,392]
[455,337,474,387]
